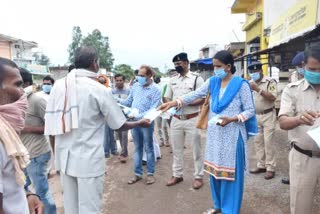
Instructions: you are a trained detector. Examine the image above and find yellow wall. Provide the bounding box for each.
[243,0,268,75]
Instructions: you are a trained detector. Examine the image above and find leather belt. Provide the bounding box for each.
[174,112,199,120]
[292,143,320,158]
[257,107,274,115]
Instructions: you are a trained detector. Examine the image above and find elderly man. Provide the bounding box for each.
[279,44,320,214]
[45,47,150,214]
[0,57,44,214]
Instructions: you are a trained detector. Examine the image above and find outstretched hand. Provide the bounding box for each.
[138,118,152,127]
[157,101,177,112]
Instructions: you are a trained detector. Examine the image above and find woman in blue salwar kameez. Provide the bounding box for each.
[159,51,257,214]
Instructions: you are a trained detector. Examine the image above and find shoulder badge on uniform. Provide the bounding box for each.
[287,79,304,88]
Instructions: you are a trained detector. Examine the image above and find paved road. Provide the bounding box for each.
[50,123,320,214]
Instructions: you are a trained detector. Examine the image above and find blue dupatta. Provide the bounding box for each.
[209,76,258,138]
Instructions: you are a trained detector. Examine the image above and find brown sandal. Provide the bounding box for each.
[128,176,142,185]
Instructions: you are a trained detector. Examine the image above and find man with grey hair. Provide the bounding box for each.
[45,47,151,214]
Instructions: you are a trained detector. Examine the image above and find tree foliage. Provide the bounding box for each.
[114,64,135,81]
[33,53,50,66]
[68,26,114,70]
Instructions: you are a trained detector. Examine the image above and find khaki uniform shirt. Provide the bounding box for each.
[252,76,277,113]
[165,71,204,115]
[279,79,320,151]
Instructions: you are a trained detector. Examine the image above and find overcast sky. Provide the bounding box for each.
[0,0,245,71]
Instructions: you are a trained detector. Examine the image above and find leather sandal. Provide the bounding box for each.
[249,168,267,174]
[166,176,183,186]
[193,179,203,190]
[128,176,142,185]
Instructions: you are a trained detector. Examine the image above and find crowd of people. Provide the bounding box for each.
[0,43,319,214]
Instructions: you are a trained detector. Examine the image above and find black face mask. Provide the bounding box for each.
[175,66,184,74]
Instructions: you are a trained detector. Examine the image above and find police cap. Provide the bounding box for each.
[248,61,262,71]
[172,52,188,62]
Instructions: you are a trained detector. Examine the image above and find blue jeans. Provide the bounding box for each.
[131,123,155,176]
[104,124,118,156]
[26,151,57,214]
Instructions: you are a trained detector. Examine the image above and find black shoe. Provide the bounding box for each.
[281,177,290,185]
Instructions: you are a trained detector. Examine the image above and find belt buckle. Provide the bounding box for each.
[180,115,187,120]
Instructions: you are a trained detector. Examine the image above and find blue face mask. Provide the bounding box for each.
[297,67,305,76]
[214,68,228,79]
[42,85,52,93]
[304,69,320,85]
[249,72,261,81]
[136,76,147,86]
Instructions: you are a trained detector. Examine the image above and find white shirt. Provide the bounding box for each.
[54,77,127,178]
[0,142,29,214]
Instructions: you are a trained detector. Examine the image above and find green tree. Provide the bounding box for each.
[114,64,134,81]
[82,29,114,71]
[151,67,164,77]
[33,53,50,65]
[67,27,114,70]
[68,26,82,63]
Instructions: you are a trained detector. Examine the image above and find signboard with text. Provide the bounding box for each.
[269,0,318,48]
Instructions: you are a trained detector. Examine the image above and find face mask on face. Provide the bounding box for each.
[249,72,261,82]
[136,76,147,86]
[175,66,184,74]
[304,69,320,85]
[214,68,228,79]
[297,67,305,76]
[42,85,52,93]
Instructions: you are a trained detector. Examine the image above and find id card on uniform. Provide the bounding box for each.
[307,126,320,149]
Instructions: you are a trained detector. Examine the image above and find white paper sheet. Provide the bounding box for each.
[307,126,320,149]
[144,109,163,121]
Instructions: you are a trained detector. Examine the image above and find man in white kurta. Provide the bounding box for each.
[45,47,147,214]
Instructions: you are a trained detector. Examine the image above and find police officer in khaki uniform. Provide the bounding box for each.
[164,53,205,189]
[248,62,278,180]
[279,44,320,214]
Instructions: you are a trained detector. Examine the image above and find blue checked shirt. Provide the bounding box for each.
[120,82,161,120]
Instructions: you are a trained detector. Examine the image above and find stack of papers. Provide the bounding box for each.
[144,109,163,121]
[307,126,320,149]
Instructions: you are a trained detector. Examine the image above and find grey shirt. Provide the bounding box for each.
[20,92,50,159]
[0,142,29,214]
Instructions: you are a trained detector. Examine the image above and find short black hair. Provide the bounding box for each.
[114,73,125,81]
[74,46,98,69]
[0,57,18,85]
[68,64,75,73]
[305,42,320,63]
[214,50,236,74]
[19,67,33,85]
[43,75,55,84]
[134,69,139,75]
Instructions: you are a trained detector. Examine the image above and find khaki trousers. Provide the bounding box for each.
[254,110,277,171]
[170,116,203,179]
[289,148,320,214]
